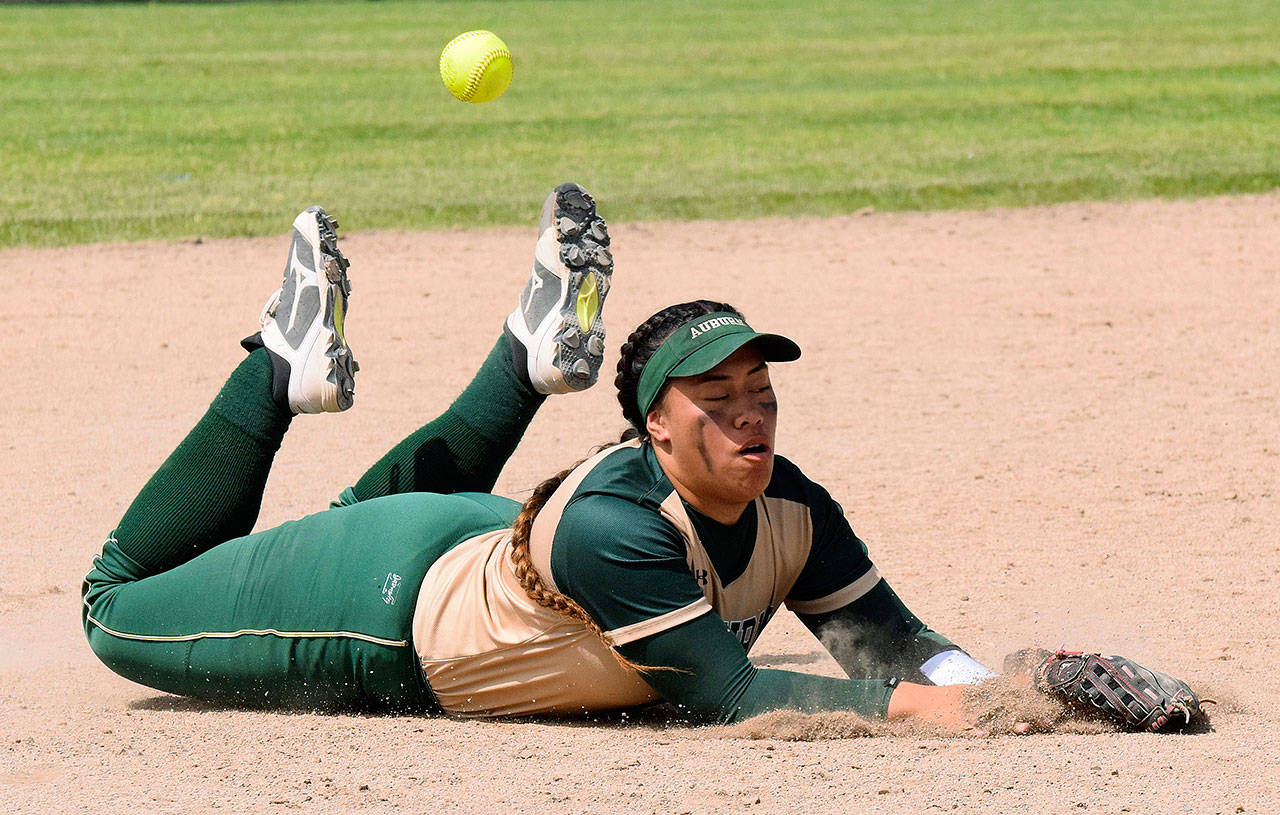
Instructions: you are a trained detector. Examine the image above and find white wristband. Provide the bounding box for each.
[920,649,996,685]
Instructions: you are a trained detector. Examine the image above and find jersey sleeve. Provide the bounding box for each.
[775,461,881,614]
[550,493,713,645]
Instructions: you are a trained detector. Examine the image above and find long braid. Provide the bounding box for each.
[508,300,743,673]
[507,463,600,635]
[508,463,655,672]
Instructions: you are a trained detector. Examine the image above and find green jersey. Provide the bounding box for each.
[536,440,880,650]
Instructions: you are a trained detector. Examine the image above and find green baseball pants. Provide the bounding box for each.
[83,339,538,711]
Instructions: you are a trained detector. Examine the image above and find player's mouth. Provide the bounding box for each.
[737,441,771,462]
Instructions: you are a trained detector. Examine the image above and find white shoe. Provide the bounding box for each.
[249,207,356,413]
[504,183,612,394]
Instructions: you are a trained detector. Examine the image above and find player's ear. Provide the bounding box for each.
[646,404,671,443]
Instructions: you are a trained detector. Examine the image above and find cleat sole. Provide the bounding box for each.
[548,183,612,389]
[312,207,357,411]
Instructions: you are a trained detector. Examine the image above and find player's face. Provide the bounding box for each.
[647,344,778,524]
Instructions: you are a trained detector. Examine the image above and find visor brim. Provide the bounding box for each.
[666,332,801,380]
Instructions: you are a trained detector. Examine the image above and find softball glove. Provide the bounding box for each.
[1030,649,1209,732]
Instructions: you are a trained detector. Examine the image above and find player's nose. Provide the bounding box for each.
[732,398,765,429]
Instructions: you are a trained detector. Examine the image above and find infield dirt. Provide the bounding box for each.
[2,194,1277,813]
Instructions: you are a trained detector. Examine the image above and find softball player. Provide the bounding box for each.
[83,184,992,728]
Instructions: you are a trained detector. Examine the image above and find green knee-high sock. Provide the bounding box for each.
[111,350,293,575]
[351,337,545,500]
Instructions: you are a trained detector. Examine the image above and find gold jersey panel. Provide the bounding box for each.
[411,528,657,717]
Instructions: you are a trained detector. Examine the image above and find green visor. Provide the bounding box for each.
[636,311,801,416]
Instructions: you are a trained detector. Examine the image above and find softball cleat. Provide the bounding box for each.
[505,182,613,394]
[246,206,357,414]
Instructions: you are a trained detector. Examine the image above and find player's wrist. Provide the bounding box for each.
[886,682,969,728]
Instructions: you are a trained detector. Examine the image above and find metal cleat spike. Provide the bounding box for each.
[556,216,581,237]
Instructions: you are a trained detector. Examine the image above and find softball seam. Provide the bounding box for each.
[463,46,511,101]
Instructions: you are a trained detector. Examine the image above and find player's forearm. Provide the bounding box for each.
[618,613,895,724]
[633,658,896,725]
[725,668,896,723]
[798,580,968,682]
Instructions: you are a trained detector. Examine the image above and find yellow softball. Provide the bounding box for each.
[439,30,514,104]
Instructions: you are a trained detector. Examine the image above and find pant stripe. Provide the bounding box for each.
[84,599,407,648]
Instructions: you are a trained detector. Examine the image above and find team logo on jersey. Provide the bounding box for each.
[381,572,402,605]
[726,605,775,650]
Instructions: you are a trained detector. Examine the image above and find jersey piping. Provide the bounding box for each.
[785,566,881,615]
[603,599,712,646]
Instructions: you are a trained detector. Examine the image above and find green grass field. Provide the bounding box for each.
[3,0,1278,247]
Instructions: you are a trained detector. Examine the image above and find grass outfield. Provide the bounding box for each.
[3,0,1278,247]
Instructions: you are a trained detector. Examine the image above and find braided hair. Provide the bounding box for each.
[507,300,742,670]
[614,300,744,439]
